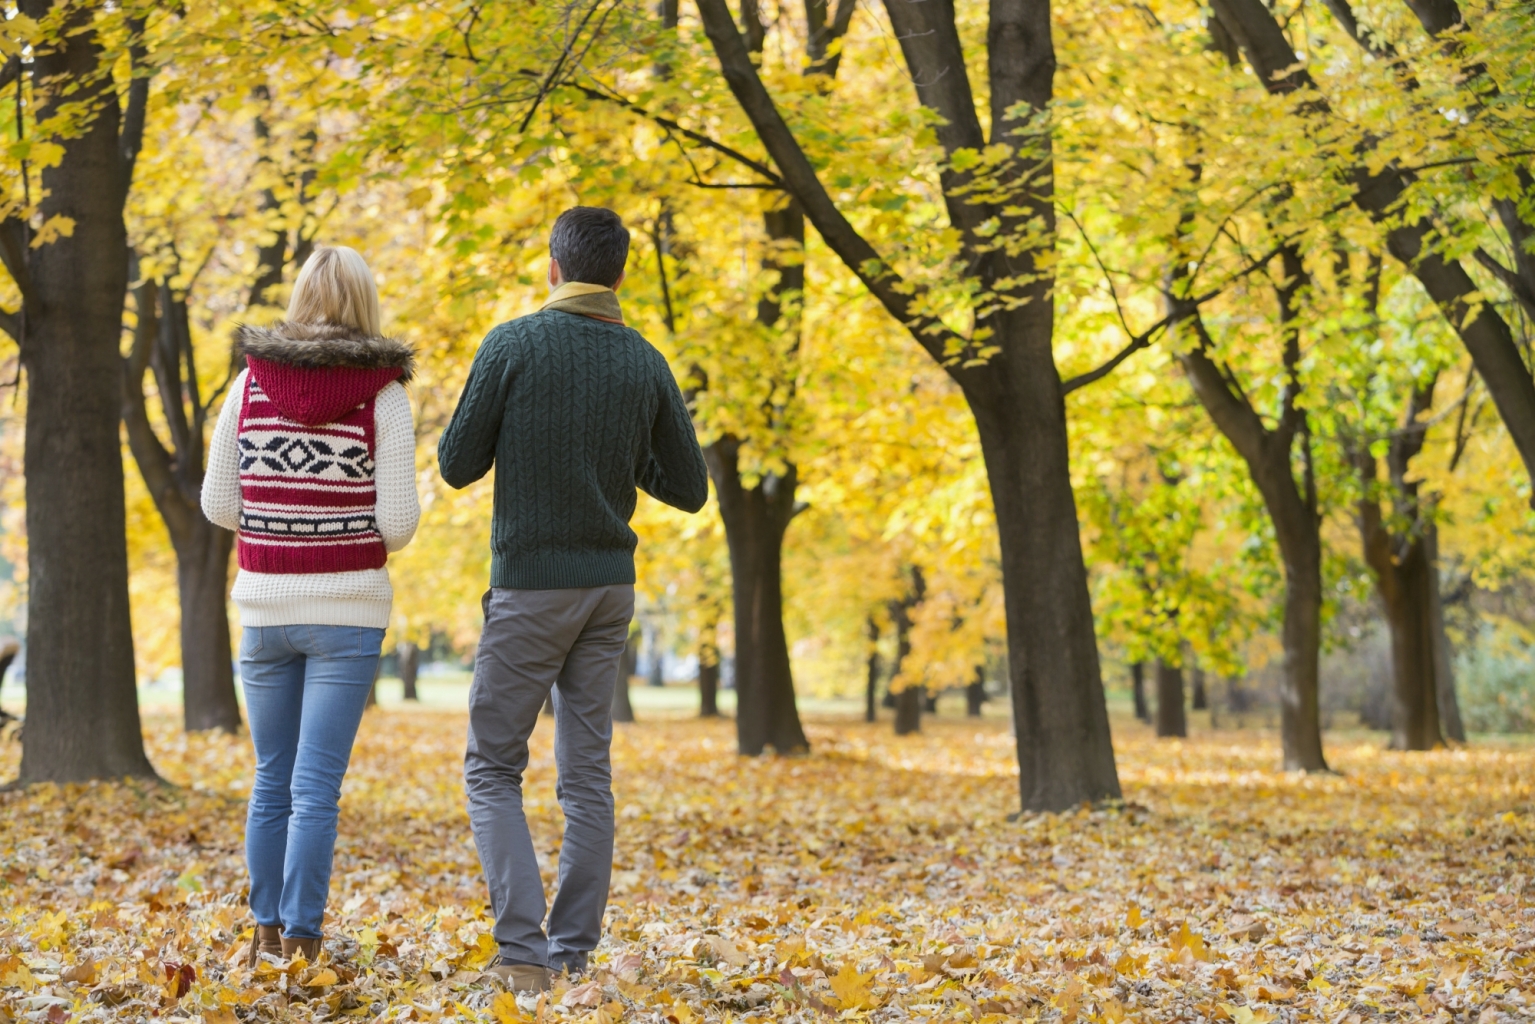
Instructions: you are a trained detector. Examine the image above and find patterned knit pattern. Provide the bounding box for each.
[437,307,709,590]
[205,366,420,629]
[236,372,387,573]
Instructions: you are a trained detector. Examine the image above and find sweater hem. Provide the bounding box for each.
[236,597,393,629]
[490,551,637,590]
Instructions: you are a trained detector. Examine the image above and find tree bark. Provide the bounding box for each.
[1154,661,1187,738]
[1190,664,1207,710]
[698,0,1121,808]
[889,567,924,736]
[1131,662,1150,722]
[708,439,806,753]
[177,518,238,731]
[398,641,419,701]
[1354,418,1446,750]
[612,630,637,723]
[965,666,986,717]
[1424,523,1466,742]
[9,2,156,784]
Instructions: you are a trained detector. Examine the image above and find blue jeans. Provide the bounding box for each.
[240,624,384,939]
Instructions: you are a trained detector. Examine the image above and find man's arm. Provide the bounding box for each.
[438,327,516,489]
[639,358,709,513]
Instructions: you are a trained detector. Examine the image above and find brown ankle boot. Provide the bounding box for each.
[248,925,283,966]
[281,935,322,962]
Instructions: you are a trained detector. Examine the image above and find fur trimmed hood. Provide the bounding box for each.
[235,321,415,383]
[235,321,415,427]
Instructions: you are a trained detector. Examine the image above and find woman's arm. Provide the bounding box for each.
[200,368,247,532]
[374,381,421,553]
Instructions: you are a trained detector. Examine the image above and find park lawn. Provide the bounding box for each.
[0,711,1531,1023]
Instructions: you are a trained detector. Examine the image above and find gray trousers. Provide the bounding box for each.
[464,585,634,972]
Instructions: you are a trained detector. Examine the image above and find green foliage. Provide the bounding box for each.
[1457,624,1535,734]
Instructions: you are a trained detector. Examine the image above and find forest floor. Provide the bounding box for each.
[0,710,1530,1023]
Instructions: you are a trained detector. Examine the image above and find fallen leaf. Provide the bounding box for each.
[561,981,603,1008]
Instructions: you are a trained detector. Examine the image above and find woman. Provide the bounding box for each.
[203,246,420,963]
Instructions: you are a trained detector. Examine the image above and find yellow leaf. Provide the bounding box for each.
[491,992,525,1024]
[1126,904,1145,928]
[828,962,877,1010]
[1221,1003,1276,1024]
[462,932,498,970]
[306,968,338,987]
[1170,921,1214,962]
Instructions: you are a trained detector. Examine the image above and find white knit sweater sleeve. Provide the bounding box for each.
[374,381,420,553]
[200,368,247,532]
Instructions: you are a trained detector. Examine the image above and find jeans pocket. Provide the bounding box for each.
[239,628,264,658]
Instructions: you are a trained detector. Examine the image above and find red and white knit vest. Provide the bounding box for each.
[235,371,388,573]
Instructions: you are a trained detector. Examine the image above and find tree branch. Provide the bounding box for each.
[695,0,963,368]
[120,16,150,185]
[0,218,36,312]
[122,279,193,542]
[1474,246,1535,323]
[568,80,781,185]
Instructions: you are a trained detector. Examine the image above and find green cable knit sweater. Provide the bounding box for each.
[437,305,709,590]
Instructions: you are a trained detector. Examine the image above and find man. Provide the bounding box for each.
[438,207,708,992]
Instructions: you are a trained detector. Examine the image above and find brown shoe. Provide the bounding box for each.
[248,925,283,967]
[484,957,551,993]
[281,935,323,962]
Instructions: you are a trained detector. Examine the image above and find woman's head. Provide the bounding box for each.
[287,246,381,336]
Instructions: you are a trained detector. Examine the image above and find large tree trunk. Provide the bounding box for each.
[398,641,420,702]
[707,438,806,754]
[970,388,1122,807]
[177,519,239,731]
[697,0,1121,808]
[1154,661,1187,738]
[10,2,155,784]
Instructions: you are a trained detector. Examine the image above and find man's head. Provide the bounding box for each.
[548,207,630,289]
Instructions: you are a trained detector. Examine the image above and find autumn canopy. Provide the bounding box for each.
[0,0,1532,1020]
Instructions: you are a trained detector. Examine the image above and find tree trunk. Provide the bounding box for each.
[1154,661,1187,738]
[1357,447,1445,751]
[864,616,880,723]
[698,623,720,718]
[706,438,806,754]
[11,2,156,784]
[398,641,419,702]
[1190,664,1207,710]
[969,382,1123,807]
[889,567,924,736]
[612,630,637,724]
[966,667,986,717]
[177,518,239,732]
[697,0,1121,808]
[1131,662,1150,722]
[1424,523,1466,742]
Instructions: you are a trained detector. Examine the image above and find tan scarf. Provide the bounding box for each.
[539,282,624,324]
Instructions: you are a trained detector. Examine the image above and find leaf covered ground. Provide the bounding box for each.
[1,712,1531,1023]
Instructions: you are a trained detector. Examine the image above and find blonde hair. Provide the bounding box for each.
[287,246,382,336]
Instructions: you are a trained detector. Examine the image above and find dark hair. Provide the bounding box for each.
[549,207,630,287]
